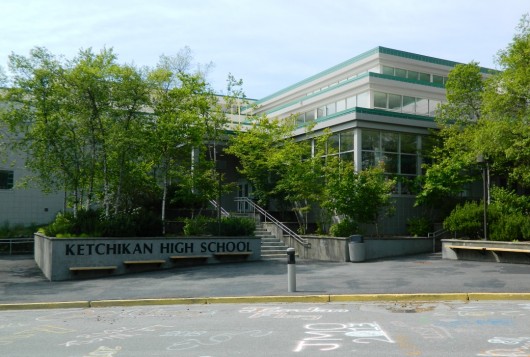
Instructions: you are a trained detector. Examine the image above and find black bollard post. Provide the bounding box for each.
[287,247,296,292]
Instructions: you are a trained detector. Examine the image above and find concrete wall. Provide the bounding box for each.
[273,227,435,262]
[34,234,261,281]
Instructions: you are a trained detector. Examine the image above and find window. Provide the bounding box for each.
[305,110,315,123]
[336,99,346,112]
[428,100,441,116]
[402,96,416,114]
[327,133,340,154]
[432,75,444,84]
[407,71,419,80]
[340,131,354,152]
[326,103,336,116]
[416,98,429,115]
[317,106,325,118]
[374,92,387,108]
[419,72,430,82]
[357,92,369,108]
[382,66,394,75]
[346,96,356,109]
[388,94,401,110]
[0,170,14,189]
[395,68,407,78]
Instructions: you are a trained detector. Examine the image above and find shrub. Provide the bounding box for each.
[216,217,256,236]
[406,216,432,237]
[329,219,358,237]
[183,216,256,236]
[443,201,483,238]
[183,216,211,236]
[489,211,530,241]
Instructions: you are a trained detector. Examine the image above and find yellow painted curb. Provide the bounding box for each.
[90,298,208,307]
[330,293,469,302]
[0,301,90,311]
[468,293,530,301]
[205,295,330,304]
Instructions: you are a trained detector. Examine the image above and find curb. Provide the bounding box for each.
[2,293,530,310]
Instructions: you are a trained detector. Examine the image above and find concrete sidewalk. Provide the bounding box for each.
[1,253,530,308]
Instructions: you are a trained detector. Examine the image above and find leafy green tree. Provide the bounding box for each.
[324,161,395,236]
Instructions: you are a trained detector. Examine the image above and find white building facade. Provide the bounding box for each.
[246,47,491,234]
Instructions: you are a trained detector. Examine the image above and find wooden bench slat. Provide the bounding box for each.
[448,245,530,254]
[170,256,210,260]
[70,266,117,271]
[213,252,252,256]
[123,260,166,265]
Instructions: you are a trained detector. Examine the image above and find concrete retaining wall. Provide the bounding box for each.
[34,234,261,281]
[273,229,434,262]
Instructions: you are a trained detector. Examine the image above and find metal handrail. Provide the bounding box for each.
[208,200,231,217]
[235,197,310,247]
[0,238,34,255]
[428,228,448,239]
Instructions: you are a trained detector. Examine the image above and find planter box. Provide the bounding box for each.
[34,233,261,281]
[442,239,530,264]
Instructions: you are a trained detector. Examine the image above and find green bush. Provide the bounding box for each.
[489,211,530,241]
[329,219,358,237]
[183,216,211,236]
[0,221,39,238]
[443,201,483,238]
[183,216,256,236]
[406,216,432,237]
[41,209,163,237]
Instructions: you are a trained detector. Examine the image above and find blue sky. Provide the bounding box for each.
[1,0,528,99]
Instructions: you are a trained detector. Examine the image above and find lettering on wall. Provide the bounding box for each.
[64,241,252,256]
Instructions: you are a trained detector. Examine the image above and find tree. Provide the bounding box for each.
[419,14,530,238]
[324,160,395,236]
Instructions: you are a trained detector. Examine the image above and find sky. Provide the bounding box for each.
[1,0,529,99]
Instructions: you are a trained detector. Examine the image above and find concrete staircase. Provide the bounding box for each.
[255,223,289,259]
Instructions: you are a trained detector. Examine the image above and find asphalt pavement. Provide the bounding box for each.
[1,253,530,308]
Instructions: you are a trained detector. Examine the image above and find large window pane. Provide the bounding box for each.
[416,98,428,115]
[362,151,376,170]
[317,106,325,118]
[382,66,394,75]
[402,96,416,113]
[401,154,417,175]
[407,71,419,80]
[432,75,444,84]
[326,103,336,116]
[374,91,387,108]
[327,133,340,154]
[340,131,354,152]
[400,133,417,154]
[381,132,398,152]
[382,153,398,173]
[388,94,402,110]
[336,99,346,112]
[346,96,356,109]
[296,113,305,126]
[419,72,430,82]
[395,68,407,78]
[340,152,354,163]
[362,130,379,150]
[305,110,315,123]
[357,92,369,108]
[428,99,441,116]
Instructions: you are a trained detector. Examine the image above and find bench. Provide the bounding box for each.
[123,260,166,266]
[447,245,530,254]
[170,255,210,261]
[69,266,117,274]
[213,252,253,261]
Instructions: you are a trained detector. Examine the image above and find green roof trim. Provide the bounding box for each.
[296,106,435,129]
[256,46,493,105]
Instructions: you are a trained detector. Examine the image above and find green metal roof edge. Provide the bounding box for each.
[255,46,494,105]
[264,72,444,116]
[255,47,380,105]
[296,106,434,129]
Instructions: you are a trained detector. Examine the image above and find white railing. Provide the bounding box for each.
[235,197,310,247]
